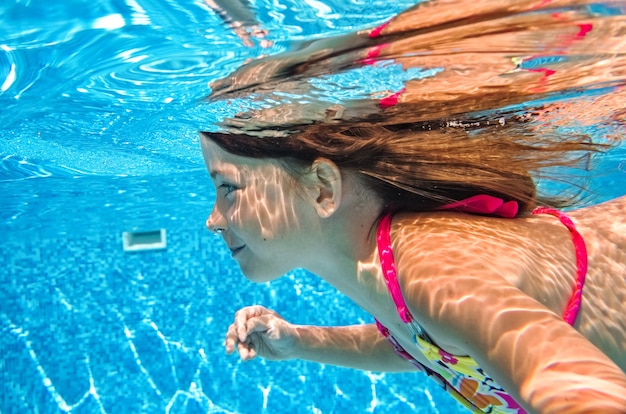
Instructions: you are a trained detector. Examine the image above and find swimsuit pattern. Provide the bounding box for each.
[374,207,588,413]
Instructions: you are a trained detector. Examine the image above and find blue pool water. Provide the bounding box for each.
[1,0,625,413]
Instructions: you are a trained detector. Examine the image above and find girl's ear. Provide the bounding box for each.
[306,158,342,218]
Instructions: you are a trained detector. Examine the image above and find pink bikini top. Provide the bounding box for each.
[374,195,588,413]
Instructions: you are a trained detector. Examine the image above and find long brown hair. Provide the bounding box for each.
[201,117,605,214]
[203,0,623,214]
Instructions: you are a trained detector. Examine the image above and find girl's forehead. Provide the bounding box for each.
[201,137,281,177]
[202,138,248,166]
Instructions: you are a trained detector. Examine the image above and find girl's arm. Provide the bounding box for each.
[225,305,418,372]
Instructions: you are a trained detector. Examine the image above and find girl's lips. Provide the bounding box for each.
[230,245,245,256]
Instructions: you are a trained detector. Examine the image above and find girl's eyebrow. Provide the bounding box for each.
[210,169,241,182]
[209,170,224,179]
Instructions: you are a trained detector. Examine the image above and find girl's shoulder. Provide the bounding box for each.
[389,209,553,255]
[387,198,625,299]
[568,195,626,229]
[389,210,538,278]
[388,209,581,319]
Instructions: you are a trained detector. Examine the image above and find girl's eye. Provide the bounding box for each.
[219,183,237,196]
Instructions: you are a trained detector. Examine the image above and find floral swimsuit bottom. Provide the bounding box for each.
[374,206,588,413]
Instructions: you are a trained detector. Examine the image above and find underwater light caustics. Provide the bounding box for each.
[205,0,626,138]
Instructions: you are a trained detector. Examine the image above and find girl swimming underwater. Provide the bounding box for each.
[201,123,626,413]
[201,0,626,412]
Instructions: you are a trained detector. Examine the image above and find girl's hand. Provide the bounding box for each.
[225,305,298,361]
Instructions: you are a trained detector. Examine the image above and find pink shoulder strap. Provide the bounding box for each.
[376,212,413,323]
[531,207,587,325]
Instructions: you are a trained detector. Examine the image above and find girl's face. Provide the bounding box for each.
[201,137,316,282]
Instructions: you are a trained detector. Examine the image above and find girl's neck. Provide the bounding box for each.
[306,202,386,302]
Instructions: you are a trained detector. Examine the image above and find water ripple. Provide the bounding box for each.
[0,155,66,181]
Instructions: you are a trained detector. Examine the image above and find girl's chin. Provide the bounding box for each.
[240,267,284,284]
[244,275,281,284]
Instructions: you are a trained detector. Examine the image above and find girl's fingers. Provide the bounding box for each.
[225,323,239,354]
[245,315,271,336]
[226,306,283,360]
[237,337,256,360]
[235,305,272,341]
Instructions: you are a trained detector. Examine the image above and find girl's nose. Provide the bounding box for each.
[206,209,227,234]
